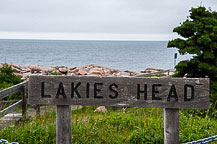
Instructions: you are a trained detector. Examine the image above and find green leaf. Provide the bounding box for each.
[203,51,215,59]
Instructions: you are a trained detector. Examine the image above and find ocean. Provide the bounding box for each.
[0,39,191,71]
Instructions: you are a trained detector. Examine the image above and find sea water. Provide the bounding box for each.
[0,39,191,71]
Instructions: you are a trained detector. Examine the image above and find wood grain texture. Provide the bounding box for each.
[56,105,71,144]
[0,81,28,99]
[164,108,179,144]
[0,100,22,118]
[36,105,40,116]
[21,86,27,118]
[28,75,210,109]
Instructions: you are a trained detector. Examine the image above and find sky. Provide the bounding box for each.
[0,0,216,41]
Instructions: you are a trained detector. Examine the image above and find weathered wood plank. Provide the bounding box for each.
[0,100,22,118]
[36,105,40,116]
[0,81,28,99]
[56,105,72,144]
[164,108,179,144]
[28,75,209,109]
[21,86,27,118]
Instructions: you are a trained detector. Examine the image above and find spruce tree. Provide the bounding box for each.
[167,7,217,105]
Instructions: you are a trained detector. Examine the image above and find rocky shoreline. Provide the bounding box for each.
[0,63,174,79]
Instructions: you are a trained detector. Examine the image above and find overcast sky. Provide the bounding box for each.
[0,0,216,40]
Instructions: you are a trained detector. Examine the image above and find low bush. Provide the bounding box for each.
[0,63,23,100]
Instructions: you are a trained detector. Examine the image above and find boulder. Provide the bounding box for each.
[124,70,138,76]
[88,68,105,76]
[48,67,55,72]
[70,73,77,76]
[22,68,31,73]
[144,68,164,73]
[59,68,68,74]
[40,67,55,73]
[28,65,41,73]
[68,66,77,70]
[116,71,131,77]
[78,69,87,75]
[55,65,65,69]
[94,106,107,113]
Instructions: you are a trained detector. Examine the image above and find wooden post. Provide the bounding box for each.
[21,86,27,119]
[164,108,179,144]
[36,105,40,116]
[56,105,72,144]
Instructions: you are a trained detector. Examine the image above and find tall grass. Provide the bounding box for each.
[0,106,216,143]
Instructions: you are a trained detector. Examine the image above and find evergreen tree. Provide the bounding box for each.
[167,7,217,105]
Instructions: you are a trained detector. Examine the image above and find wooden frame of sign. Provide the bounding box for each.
[28,75,209,144]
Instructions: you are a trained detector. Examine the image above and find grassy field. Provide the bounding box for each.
[0,106,216,144]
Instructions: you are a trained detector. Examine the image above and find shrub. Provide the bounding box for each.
[0,63,23,100]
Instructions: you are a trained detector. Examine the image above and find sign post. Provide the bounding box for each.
[164,108,179,144]
[56,105,72,144]
[28,75,209,144]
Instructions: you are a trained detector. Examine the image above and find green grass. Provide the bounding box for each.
[0,107,216,144]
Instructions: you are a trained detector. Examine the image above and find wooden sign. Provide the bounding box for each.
[28,75,210,144]
[28,75,209,109]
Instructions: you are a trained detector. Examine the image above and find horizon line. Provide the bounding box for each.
[0,31,178,41]
[0,38,169,42]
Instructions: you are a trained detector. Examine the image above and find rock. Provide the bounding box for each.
[88,68,105,76]
[11,64,21,69]
[12,68,21,73]
[28,65,41,73]
[59,68,68,74]
[123,70,138,76]
[68,69,79,75]
[70,73,77,76]
[89,67,103,72]
[78,69,87,75]
[116,71,130,77]
[11,64,23,72]
[68,66,77,70]
[22,72,31,79]
[144,68,164,73]
[94,106,107,113]
[2,63,167,80]
[42,71,48,75]
[48,67,55,72]
[110,69,120,74]
[22,68,31,73]
[55,65,65,69]
[40,67,55,73]
[56,70,62,75]
[89,71,104,76]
